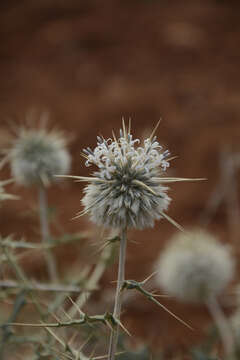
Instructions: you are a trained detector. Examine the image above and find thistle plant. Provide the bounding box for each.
[58,119,203,360]
[7,124,71,282]
[155,229,235,357]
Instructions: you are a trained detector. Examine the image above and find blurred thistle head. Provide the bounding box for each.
[78,119,172,230]
[7,120,71,187]
[155,229,235,303]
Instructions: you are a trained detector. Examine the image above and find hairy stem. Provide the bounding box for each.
[38,184,58,282]
[206,295,234,358]
[108,227,127,360]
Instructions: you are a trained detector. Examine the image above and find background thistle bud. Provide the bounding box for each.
[81,121,171,229]
[155,229,235,303]
[9,126,71,187]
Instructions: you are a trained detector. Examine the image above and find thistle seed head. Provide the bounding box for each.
[9,126,71,187]
[81,121,171,229]
[155,229,235,303]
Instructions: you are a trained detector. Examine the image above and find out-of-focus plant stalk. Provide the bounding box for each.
[38,184,58,283]
[206,295,234,358]
[108,227,127,360]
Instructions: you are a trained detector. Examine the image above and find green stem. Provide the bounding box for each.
[108,227,127,360]
[38,184,58,282]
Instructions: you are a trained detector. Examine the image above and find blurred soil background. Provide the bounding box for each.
[0,0,240,356]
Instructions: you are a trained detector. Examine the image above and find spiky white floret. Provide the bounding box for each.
[155,230,235,303]
[84,133,170,179]
[9,127,71,186]
[80,121,172,229]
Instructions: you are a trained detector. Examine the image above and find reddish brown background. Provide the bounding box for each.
[0,0,240,356]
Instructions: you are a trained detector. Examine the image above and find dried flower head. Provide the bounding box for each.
[155,229,235,303]
[8,125,71,187]
[63,120,201,230]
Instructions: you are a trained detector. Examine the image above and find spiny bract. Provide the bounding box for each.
[81,121,172,229]
[155,229,235,303]
[9,126,71,187]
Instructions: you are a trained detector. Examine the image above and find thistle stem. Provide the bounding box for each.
[206,295,234,358]
[38,184,58,283]
[108,227,127,360]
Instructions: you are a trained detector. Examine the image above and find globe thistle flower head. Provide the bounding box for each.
[80,120,173,230]
[155,229,235,303]
[9,125,71,187]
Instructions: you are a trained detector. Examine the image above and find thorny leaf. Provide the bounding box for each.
[121,279,193,330]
